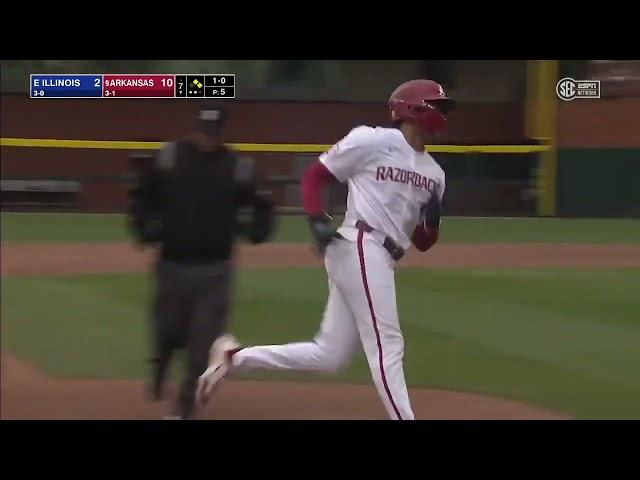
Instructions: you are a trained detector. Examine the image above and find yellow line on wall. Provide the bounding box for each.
[1,137,550,154]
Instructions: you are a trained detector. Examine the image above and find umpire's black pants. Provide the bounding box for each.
[151,258,232,419]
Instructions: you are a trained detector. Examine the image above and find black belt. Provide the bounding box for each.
[355,220,405,261]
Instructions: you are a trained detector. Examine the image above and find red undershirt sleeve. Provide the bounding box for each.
[301,160,337,216]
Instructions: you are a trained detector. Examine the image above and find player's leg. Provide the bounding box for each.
[231,277,360,373]
[336,232,414,420]
[196,242,361,405]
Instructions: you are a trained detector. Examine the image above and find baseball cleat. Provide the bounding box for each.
[196,334,241,406]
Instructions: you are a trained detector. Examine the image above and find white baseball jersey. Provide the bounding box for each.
[319,125,446,250]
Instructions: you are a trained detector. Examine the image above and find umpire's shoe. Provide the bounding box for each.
[148,356,170,401]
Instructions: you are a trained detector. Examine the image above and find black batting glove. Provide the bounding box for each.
[422,194,442,230]
[308,213,340,254]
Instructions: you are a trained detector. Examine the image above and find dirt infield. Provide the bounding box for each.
[0,351,567,420]
[6,240,634,420]
[3,242,640,277]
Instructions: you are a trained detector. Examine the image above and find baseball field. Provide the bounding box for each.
[2,212,639,419]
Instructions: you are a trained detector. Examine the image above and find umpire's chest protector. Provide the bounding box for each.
[174,141,236,206]
[158,140,239,243]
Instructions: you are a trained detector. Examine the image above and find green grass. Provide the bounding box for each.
[0,213,312,244]
[1,213,131,243]
[2,267,639,419]
[2,212,639,244]
[440,217,639,243]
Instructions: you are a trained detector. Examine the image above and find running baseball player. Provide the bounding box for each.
[196,79,454,420]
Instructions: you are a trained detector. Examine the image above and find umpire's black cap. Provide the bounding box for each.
[196,102,228,136]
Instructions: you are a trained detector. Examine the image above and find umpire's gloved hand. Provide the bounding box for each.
[308,213,341,255]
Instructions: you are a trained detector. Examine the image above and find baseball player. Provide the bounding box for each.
[196,79,454,420]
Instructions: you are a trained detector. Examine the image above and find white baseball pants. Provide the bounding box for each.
[231,231,414,420]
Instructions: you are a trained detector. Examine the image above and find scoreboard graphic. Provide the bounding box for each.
[30,74,235,99]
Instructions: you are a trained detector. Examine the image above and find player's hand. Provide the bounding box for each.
[308,214,340,255]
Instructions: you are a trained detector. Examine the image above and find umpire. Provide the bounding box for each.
[127,104,275,419]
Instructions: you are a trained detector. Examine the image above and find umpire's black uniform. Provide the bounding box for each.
[128,105,275,419]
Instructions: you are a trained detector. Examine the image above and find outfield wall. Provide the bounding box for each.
[555,98,640,218]
[2,94,639,217]
[557,149,640,218]
[1,94,531,214]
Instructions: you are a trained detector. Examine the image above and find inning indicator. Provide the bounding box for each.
[30,74,236,99]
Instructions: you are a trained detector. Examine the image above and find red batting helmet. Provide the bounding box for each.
[388,79,455,135]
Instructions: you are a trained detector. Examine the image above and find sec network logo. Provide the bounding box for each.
[556,77,601,101]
